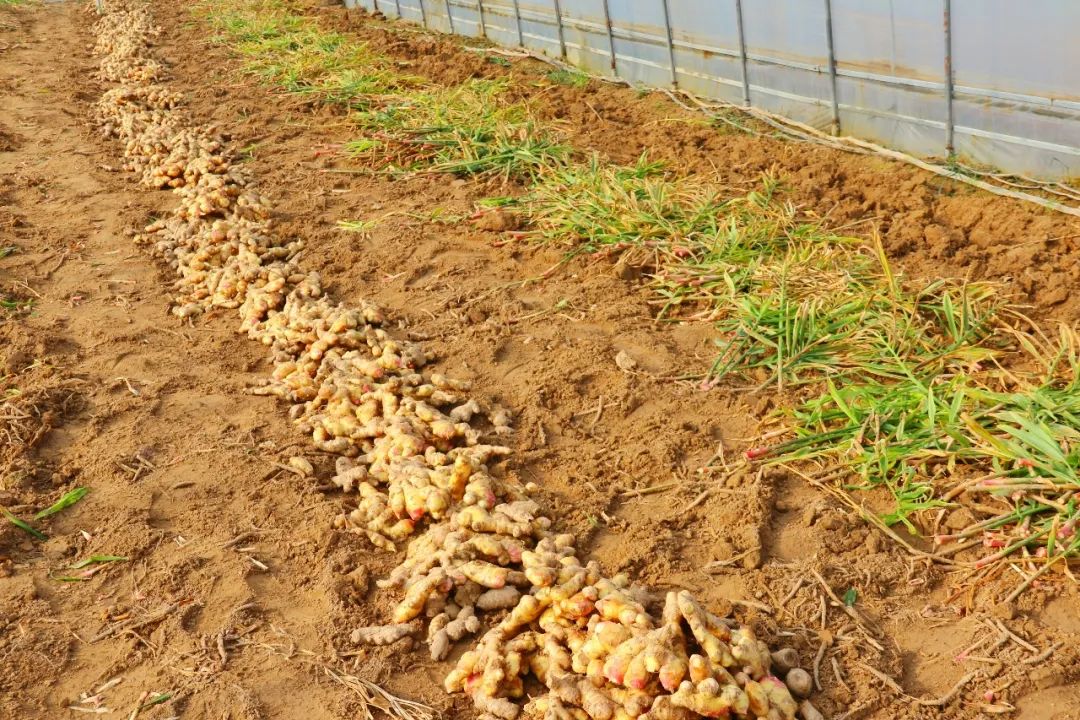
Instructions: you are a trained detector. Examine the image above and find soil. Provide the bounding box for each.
[1,2,1079,720]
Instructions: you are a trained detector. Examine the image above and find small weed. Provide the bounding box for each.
[709,109,753,135]
[476,196,517,209]
[545,68,589,88]
[204,0,565,179]
[34,487,89,520]
[2,508,46,540]
[0,296,33,312]
[337,218,378,233]
[238,142,261,160]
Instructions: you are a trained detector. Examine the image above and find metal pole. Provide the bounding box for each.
[446,0,456,33]
[659,0,678,88]
[943,0,955,156]
[823,0,840,135]
[511,0,524,46]
[477,0,487,38]
[601,0,617,75]
[735,0,750,106]
[551,0,566,59]
[418,0,428,27]
[393,0,402,19]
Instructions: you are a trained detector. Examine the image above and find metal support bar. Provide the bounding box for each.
[659,0,678,88]
[735,0,750,106]
[477,0,487,38]
[944,0,955,156]
[418,0,427,26]
[552,0,566,59]
[510,0,523,46]
[445,0,455,33]
[600,0,617,75]
[823,0,840,135]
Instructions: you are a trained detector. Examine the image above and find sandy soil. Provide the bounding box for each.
[2,1,1079,719]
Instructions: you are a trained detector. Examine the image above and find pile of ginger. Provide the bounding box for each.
[90,3,820,718]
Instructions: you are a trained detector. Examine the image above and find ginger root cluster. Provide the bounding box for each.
[91,3,806,718]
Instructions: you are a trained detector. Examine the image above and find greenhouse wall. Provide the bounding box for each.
[341,0,1080,181]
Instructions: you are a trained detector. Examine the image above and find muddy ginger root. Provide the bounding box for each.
[428,604,481,661]
[477,586,522,611]
[471,692,520,720]
[331,460,367,492]
[350,621,419,646]
[525,695,589,720]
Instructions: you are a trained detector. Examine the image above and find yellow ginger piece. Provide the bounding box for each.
[743,677,771,717]
[606,686,655,717]
[622,643,651,692]
[463,473,500,509]
[450,444,513,468]
[535,562,598,621]
[469,630,517,686]
[578,681,618,720]
[522,537,575,587]
[447,629,533,718]
[459,560,510,589]
[447,454,478,497]
[688,653,737,686]
[594,579,652,629]
[499,594,546,636]
[551,587,598,624]
[456,504,548,538]
[537,612,589,663]
[524,560,558,588]
[401,479,452,522]
[639,696,696,720]
[602,636,647,686]
[575,620,633,675]
[377,523,451,589]
[445,648,481,693]
[637,593,690,692]
[393,569,450,623]
[730,626,772,679]
[531,636,581,706]
[456,534,524,565]
[671,678,749,717]
[523,695,589,720]
[758,675,798,719]
[676,591,735,668]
